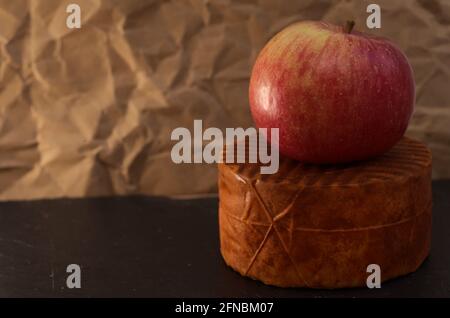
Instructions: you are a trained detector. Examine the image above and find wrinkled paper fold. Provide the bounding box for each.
[0,0,448,200]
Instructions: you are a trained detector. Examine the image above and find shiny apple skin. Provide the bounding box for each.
[249,21,415,164]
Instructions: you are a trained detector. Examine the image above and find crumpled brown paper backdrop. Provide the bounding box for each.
[0,0,449,200]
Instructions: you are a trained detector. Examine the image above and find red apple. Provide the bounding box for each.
[249,21,415,164]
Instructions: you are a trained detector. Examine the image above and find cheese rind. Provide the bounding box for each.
[218,137,432,288]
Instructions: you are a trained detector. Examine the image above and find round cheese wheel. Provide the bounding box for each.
[218,137,432,288]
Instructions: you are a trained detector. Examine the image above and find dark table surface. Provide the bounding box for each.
[0,180,449,298]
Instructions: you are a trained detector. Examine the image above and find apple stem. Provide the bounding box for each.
[344,20,355,34]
